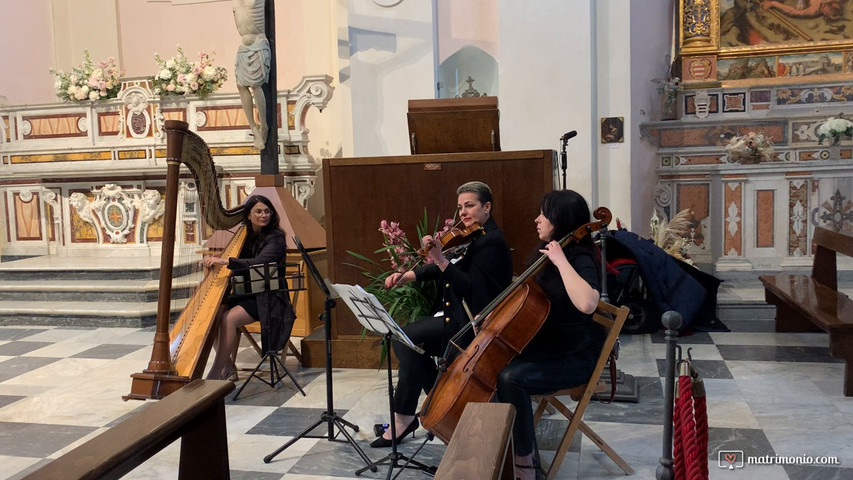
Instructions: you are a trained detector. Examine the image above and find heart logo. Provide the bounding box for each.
[724,453,737,464]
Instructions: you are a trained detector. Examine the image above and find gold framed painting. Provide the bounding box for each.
[679,0,853,86]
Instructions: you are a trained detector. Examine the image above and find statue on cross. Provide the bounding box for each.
[233,0,270,150]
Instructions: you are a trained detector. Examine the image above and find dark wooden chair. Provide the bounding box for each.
[21,380,234,480]
[532,301,634,478]
[760,226,853,395]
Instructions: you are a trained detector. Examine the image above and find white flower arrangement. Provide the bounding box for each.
[49,51,123,102]
[725,131,775,163]
[817,115,853,145]
[152,46,227,99]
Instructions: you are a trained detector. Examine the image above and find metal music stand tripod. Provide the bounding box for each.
[329,283,437,479]
[231,262,307,401]
[263,237,375,471]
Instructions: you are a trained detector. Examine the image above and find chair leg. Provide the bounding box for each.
[575,420,634,475]
[284,339,302,364]
[541,397,633,477]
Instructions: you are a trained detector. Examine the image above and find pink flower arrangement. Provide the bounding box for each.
[50,50,123,102]
[379,217,455,270]
[152,46,227,99]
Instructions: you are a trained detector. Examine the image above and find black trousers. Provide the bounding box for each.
[495,348,598,457]
[391,315,458,415]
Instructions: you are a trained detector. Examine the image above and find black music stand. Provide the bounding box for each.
[330,283,437,479]
[231,262,306,401]
[264,237,375,471]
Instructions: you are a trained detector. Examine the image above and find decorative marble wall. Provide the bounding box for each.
[0,76,333,257]
[642,82,853,272]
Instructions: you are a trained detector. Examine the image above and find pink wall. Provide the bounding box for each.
[0,1,58,105]
[0,0,314,106]
[436,0,498,64]
[118,0,310,94]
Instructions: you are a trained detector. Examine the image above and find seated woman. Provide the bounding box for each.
[495,190,603,480]
[373,181,513,448]
[204,194,295,381]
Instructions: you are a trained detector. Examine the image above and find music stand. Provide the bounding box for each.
[231,262,307,401]
[330,283,437,479]
[263,237,375,471]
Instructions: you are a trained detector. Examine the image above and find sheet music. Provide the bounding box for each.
[329,283,423,354]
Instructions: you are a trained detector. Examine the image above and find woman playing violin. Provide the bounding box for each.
[372,181,513,448]
[496,190,603,479]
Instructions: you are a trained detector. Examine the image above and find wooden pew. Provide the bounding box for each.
[759,227,853,396]
[435,402,516,480]
[21,380,235,480]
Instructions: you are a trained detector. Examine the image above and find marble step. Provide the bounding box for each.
[0,275,201,303]
[0,300,161,327]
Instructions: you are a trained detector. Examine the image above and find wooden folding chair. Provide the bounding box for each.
[532,301,634,478]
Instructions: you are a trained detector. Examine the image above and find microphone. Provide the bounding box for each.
[560,130,577,142]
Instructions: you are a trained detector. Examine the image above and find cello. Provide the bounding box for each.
[420,206,612,443]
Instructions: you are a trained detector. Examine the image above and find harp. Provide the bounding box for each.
[125,120,245,401]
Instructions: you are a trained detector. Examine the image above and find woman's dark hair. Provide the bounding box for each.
[531,190,599,285]
[540,189,593,247]
[242,194,284,237]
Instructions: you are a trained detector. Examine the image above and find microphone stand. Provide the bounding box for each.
[560,136,568,190]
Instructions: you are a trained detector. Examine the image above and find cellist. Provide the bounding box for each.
[372,181,513,448]
[495,190,604,479]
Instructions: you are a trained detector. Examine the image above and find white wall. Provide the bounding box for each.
[498,0,593,199]
[346,0,436,157]
[596,0,633,227]
[630,0,673,237]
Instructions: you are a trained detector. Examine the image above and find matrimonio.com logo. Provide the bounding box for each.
[718,450,744,470]
[719,450,840,470]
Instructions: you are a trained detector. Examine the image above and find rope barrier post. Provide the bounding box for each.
[656,311,682,480]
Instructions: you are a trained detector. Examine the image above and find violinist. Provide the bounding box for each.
[372,181,513,448]
[495,190,603,479]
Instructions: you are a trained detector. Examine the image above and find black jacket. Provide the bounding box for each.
[413,217,513,333]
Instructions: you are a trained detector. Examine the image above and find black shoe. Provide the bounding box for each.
[369,417,419,448]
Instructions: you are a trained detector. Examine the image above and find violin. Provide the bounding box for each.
[417,222,483,257]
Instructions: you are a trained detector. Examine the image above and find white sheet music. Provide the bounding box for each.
[329,283,423,354]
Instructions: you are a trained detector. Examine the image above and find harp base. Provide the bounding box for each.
[124,371,192,401]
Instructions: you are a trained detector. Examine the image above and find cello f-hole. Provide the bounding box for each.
[462,345,480,373]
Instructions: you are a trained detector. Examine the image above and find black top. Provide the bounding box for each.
[229,229,288,272]
[523,245,603,359]
[413,217,513,332]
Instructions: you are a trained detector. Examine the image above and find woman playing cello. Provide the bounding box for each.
[496,190,603,479]
[372,181,513,448]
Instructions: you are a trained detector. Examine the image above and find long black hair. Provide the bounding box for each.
[539,189,594,249]
[528,190,598,281]
[242,194,284,240]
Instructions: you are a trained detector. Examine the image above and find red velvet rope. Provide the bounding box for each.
[692,391,709,480]
[672,376,686,479]
[672,366,710,480]
[678,375,697,479]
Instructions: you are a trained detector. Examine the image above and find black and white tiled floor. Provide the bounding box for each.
[1,318,852,479]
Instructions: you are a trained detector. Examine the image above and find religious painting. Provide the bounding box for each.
[600,117,624,143]
[719,0,853,52]
[679,0,853,86]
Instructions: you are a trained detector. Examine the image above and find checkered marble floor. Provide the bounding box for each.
[1,319,852,480]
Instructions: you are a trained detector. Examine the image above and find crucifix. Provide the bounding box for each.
[233,0,278,174]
